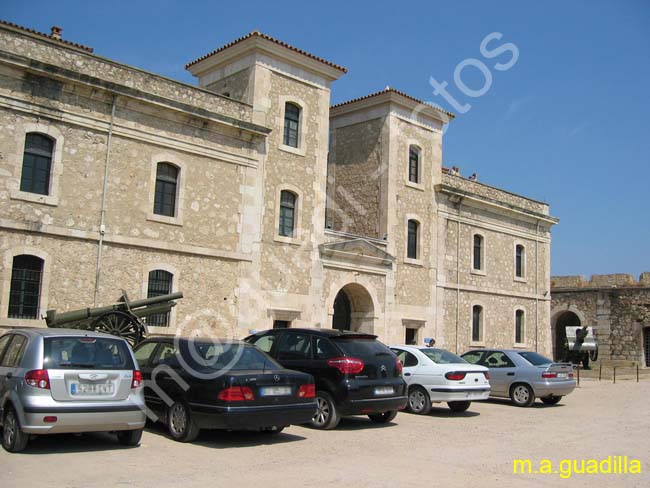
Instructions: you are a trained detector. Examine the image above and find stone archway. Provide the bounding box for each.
[552,311,582,361]
[331,283,375,334]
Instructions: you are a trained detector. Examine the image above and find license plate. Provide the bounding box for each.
[260,386,291,396]
[557,372,568,378]
[374,386,394,396]
[70,382,114,395]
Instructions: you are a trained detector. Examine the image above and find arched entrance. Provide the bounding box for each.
[553,311,581,360]
[331,283,375,333]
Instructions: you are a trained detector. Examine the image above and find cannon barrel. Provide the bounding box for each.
[46,292,183,327]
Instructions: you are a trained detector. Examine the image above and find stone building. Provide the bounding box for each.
[0,21,558,355]
[551,273,650,366]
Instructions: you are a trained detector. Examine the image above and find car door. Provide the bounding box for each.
[482,351,517,396]
[391,348,419,385]
[0,334,19,404]
[133,340,160,408]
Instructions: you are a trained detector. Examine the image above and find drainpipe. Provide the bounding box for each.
[455,199,462,354]
[93,95,117,306]
[535,220,540,352]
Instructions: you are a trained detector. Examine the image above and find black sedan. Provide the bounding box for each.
[133,336,317,442]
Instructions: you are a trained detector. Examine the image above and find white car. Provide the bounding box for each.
[390,345,491,413]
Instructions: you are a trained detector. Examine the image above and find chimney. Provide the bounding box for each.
[50,26,62,40]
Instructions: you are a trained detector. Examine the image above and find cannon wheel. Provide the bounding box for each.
[92,311,144,346]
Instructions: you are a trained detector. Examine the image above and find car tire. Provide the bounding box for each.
[407,386,431,415]
[310,391,340,430]
[117,428,143,446]
[2,407,29,453]
[167,402,200,442]
[447,401,471,413]
[541,396,562,406]
[510,383,535,407]
[368,410,398,423]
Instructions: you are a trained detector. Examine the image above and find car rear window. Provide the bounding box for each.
[422,348,468,364]
[44,336,135,370]
[518,351,553,366]
[181,342,282,371]
[332,337,393,359]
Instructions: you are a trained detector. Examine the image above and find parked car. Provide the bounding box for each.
[0,328,146,453]
[460,349,576,407]
[390,345,490,414]
[132,336,317,442]
[245,328,407,430]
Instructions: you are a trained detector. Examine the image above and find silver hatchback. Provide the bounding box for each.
[0,328,146,452]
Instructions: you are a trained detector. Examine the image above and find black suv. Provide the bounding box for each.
[245,328,407,429]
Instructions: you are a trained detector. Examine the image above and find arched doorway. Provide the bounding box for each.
[643,327,650,367]
[554,311,581,360]
[331,283,375,333]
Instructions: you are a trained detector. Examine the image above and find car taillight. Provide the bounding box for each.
[327,357,365,375]
[542,372,558,379]
[25,369,50,389]
[483,371,490,380]
[217,386,255,401]
[395,358,403,375]
[568,373,574,378]
[297,384,316,398]
[445,372,467,381]
[131,370,143,389]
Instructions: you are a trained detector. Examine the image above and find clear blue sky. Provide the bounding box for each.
[3,0,649,278]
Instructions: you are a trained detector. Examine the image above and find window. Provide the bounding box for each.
[279,190,297,237]
[0,335,12,364]
[276,332,312,361]
[472,305,483,342]
[2,335,27,368]
[407,220,419,260]
[133,341,158,368]
[393,349,419,367]
[8,255,44,319]
[515,244,525,278]
[483,351,515,368]
[473,234,484,271]
[283,102,301,148]
[153,163,178,217]
[20,133,54,195]
[408,146,420,184]
[151,343,178,367]
[273,320,290,329]
[314,337,338,360]
[515,309,525,344]
[147,270,173,327]
[405,327,418,345]
[252,334,277,353]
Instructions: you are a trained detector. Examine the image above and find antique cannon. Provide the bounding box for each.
[562,325,599,368]
[45,291,183,346]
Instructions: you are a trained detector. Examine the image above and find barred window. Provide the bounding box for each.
[147,270,173,327]
[515,309,525,344]
[407,220,419,259]
[283,103,301,148]
[279,190,297,237]
[408,146,420,183]
[473,234,484,271]
[21,133,54,195]
[472,305,483,342]
[153,163,178,217]
[515,244,525,278]
[8,255,44,319]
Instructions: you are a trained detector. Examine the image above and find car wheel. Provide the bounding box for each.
[117,428,143,446]
[167,402,199,442]
[510,383,535,407]
[541,396,562,406]
[447,401,471,412]
[310,391,340,430]
[2,407,29,453]
[368,411,398,423]
[407,386,431,415]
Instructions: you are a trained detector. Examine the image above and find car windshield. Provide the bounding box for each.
[333,337,393,359]
[180,342,282,371]
[518,351,553,366]
[44,336,135,370]
[421,348,468,364]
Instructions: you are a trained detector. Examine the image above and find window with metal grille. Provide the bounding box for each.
[473,234,484,270]
[147,270,173,327]
[20,133,54,195]
[407,220,419,259]
[8,255,44,319]
[515,244,525,278]
[515,309,525,344]
[472,305,483,342]
[279,190,296,237]
[153,163,178,217]
[283,103,300,148]
[408,146,420,183]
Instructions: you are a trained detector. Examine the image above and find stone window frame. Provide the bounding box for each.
[274,183,304,246]
[10,123,64,207]
[404,214,424,266]
[513,241,527,282]
[513,306,526,347]
[471,231,487,276]
[0,247,51,326]
[405,141,425,191]
[470,302,486,346]
[278,95,307,157]
[140,262,180,332]
[147,154,186,226]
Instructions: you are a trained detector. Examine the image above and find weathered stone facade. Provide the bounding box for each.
[0,23,559,356]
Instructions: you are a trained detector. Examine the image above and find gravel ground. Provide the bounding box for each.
[1,378,648,488]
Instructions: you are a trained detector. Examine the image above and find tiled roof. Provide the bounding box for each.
[185,31,347,73]
[0,19,93,53]
[331,87,454,119]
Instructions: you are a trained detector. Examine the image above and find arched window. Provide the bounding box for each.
[473,234,484,271]
[279,190,297,237]
[8,255,44,319]
[407,219,419,259]
[472,305,483,342]
[20,133,54,195]
[515,309,525,344]
[147,269,173,327]
[408,146,420,184]
[153,163,178,217]
[515,244,525,278]
[283,102,301,148]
